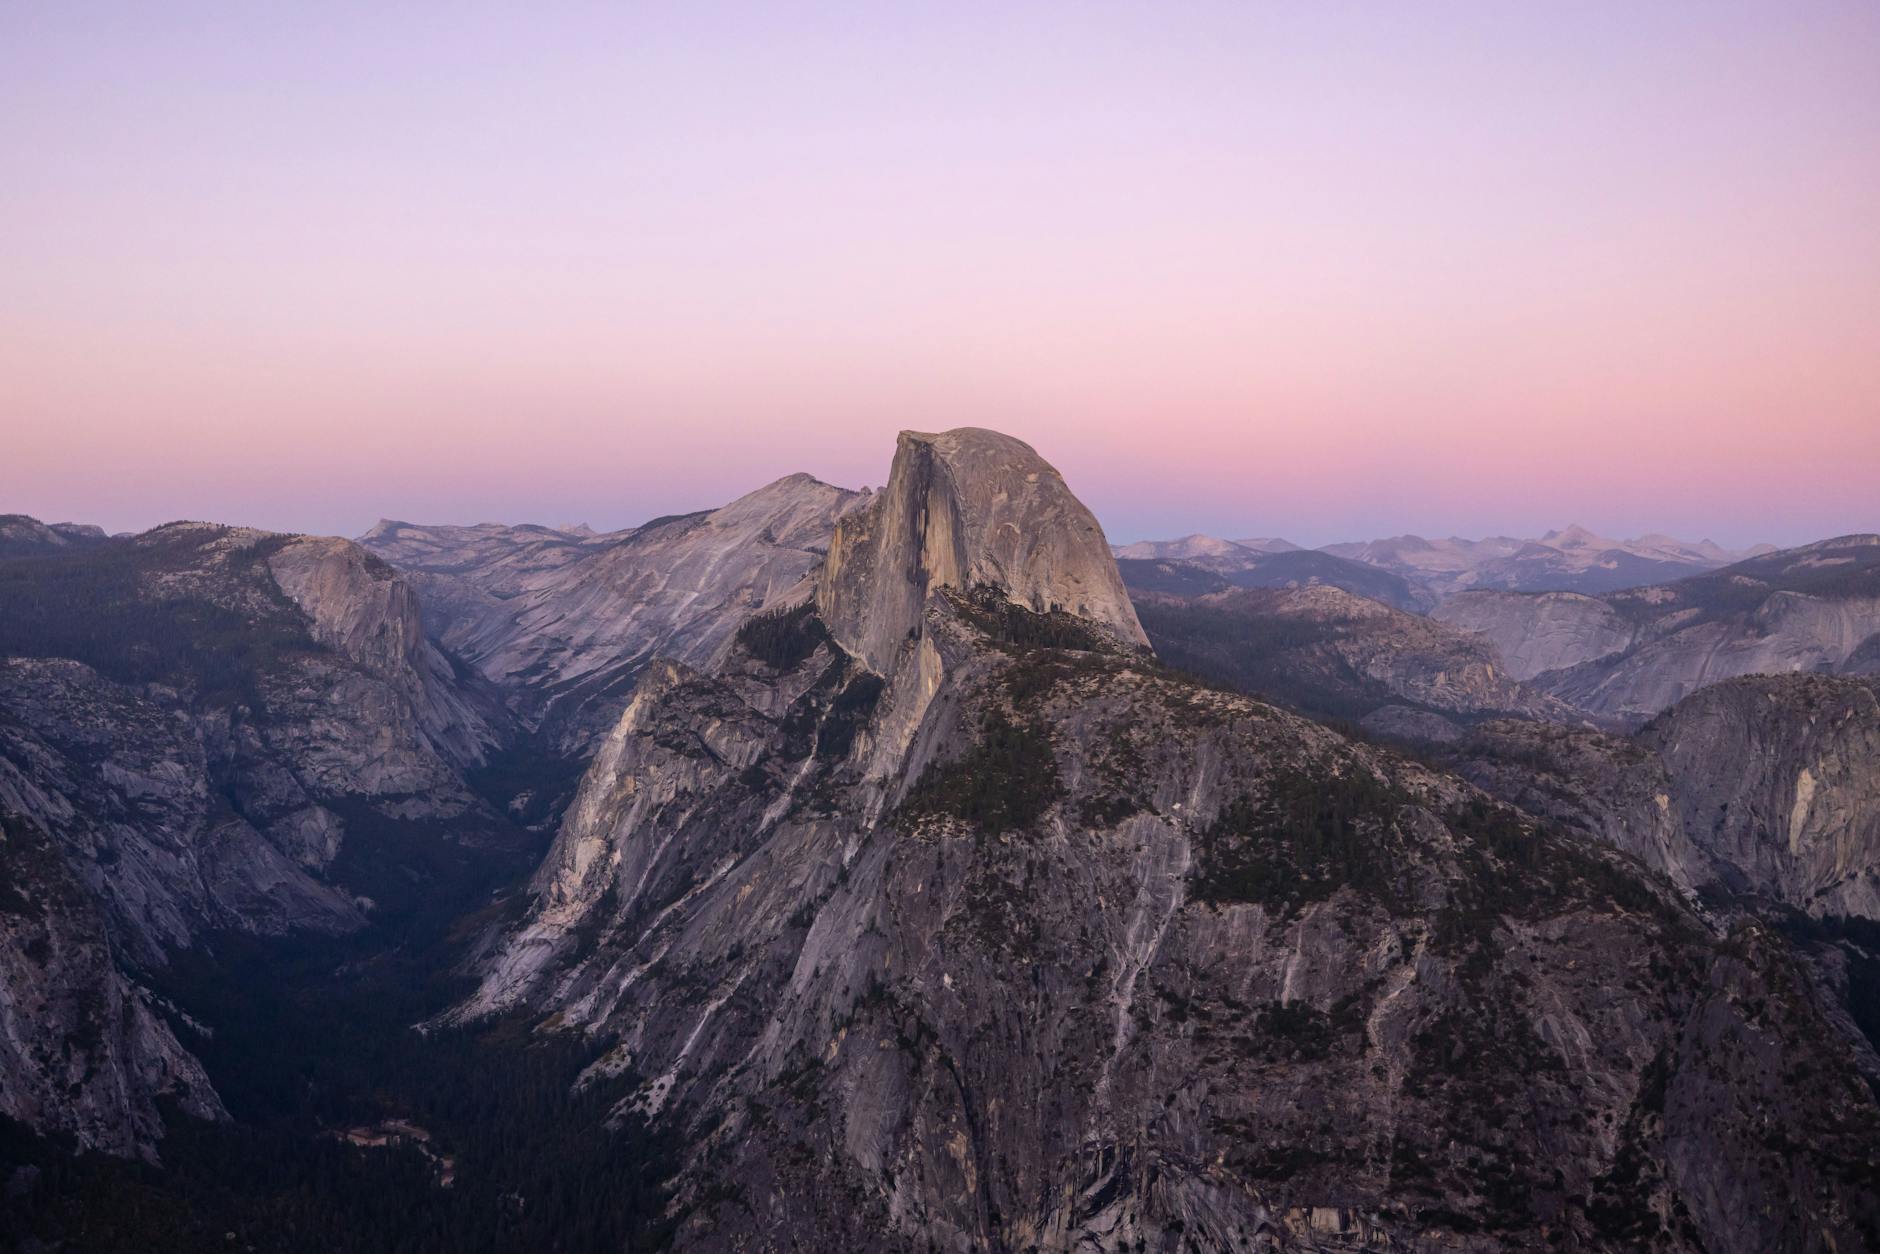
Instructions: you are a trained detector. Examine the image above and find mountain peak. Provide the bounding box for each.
[816,427,1145,673]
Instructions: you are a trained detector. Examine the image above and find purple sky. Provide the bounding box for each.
[4,2,1877,547]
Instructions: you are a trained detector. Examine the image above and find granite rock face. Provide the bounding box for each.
[464,431,1878,1252]
[817,428,1146,675]
[1434,536,1880,721]
[1643,674,1880,920]
[1432,590,1637,682]
[1450,673,1880,922]
[0,524,512,1152]
[0,804,223,1158]
[361,476,870,752]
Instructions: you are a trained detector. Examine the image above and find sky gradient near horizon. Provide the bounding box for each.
[4,2,1877,548]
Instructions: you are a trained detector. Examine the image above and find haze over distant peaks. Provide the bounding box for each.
[1117,525,1774,601]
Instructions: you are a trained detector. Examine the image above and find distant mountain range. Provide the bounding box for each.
[3,441,1878,1251]
[1433,533,1880,720]
[1114,525,1775,602]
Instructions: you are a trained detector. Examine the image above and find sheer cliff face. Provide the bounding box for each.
[266,536,505,776]
[1432,590,1637,682]
[1451,673,1880,923]
[467,431,1877,1253]
[0,525,512,1152]
[818,429,1146,676]
[0,805,223,1157]
[1642,675,1880,920]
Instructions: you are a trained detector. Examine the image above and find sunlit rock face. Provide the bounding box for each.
[362,475,872,753]
[463,429,1880,1253]
[818,427,1147,676]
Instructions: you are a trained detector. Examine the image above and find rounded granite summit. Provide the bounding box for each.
[816,426,1147,674]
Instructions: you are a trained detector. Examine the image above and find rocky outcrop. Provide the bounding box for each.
[0,514,109,560]
[817,428,1145,675]
[1444,719,1702,898]
[355,519,612,647]
[464,430,1878,1252]
[267,536,504,774]
[0,806,223,1157]
[1432,589,1637,681]
[1641,674,1880,920]
[474,592,1879,1253]
[0,659,362,962]
[361,476,870,752]
[1434,536,1880,721]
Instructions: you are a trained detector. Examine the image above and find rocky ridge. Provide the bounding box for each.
[1131,583,1580,736]
[461,429,1879,1252]
[1434,535,1880,721]
[360,475,871,753]
[1324,526,1770,599]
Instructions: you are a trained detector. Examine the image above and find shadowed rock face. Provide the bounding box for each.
[1432,589,1637,681]
[0,515,110,560]
[1131,583,1580,732]
[0,524,514,1153]
[1643,674,1880,920]
[1447,673,1880,923]
[818,428,1146,676]
[0,803,224,1157]
[463,430,1879,1253]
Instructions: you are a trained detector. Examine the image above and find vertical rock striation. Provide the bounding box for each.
[463,428,1879,1252]
[817,428,1146,675]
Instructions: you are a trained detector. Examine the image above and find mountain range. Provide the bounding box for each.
[1114,526,1775,606]
[1,435,1875,1252]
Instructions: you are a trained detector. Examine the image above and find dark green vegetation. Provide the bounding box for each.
[735,602,832,670]
[0,527,314,703]
[900,711,1061,836]
[0,795,678,1252]
[953,583,1124,653]
[1133,595,1395,723]
[0,944,675,1252]
[1192,765,1411,914]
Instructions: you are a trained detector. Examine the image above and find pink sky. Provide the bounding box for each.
[3,2,1876,547]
